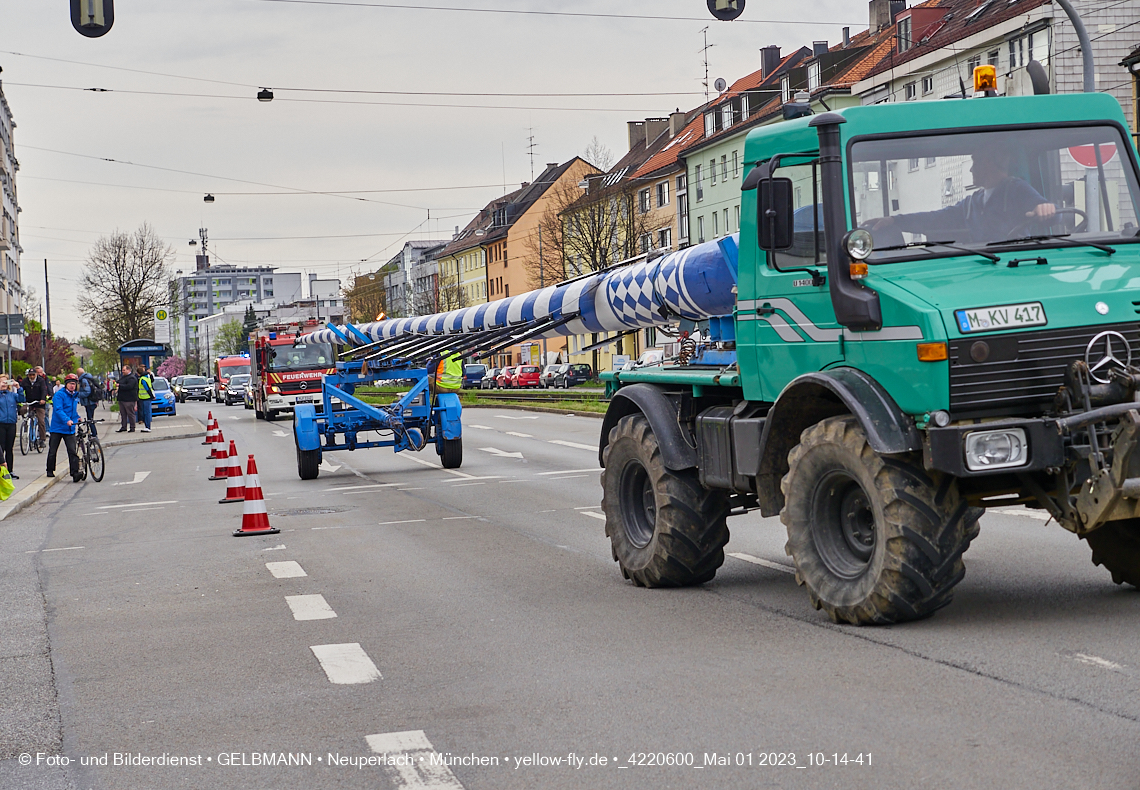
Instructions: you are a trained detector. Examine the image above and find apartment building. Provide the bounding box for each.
[0,78,24,354]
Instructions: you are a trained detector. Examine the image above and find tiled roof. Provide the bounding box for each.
[482,158,596,243]
[632,112,705,180]
[864,0,1051,80]
[439,187,523,257]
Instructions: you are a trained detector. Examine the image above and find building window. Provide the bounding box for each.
[697,216,705,243]
[658,228,672,249]
[639,188,651,213]
[732,150,739,178]
[640,233,652,253]
[679,193,689,235]
[988,49,1000,67]
[781,75,791,104]
[721,155,728,182]
[922,75,933,95]
[1009,38,1024,70]
[734,205,740,231]
[722,103,734,129]
[904,82,917,101]
[898,16,912,53]
[694,165,703,201]
[740,94,749,117]
[908,158,920,172]
[657,180,669,207]
[710,159,717,186]
[676,173,687,192]
[723,208,729,234]
[704,112,715,137]
[925,156,936,167]
[1028,30,1048,65]
[967,54,981,76]
[712,211,719,237]
[808,61,821,91]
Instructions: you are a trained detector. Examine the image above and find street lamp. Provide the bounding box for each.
[258,88,274,102]
[203,194,215,203]
[707,0,745,21]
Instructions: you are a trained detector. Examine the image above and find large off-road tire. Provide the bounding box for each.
[781,415,978,625]
[1084,519,1140,587]
[439,438,463,469]
[601,414,729,587]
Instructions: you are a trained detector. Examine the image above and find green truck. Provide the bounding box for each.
[600,90,1140,624]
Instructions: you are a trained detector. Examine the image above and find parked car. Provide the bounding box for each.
[539,365,561,388]
[224,374,251,405]
[550,363,593,389]
[463,364,487,389]
[512,365,542,388]
[177,375,211,402]
[150,377,177,416]
[480,368,501,389]
[496,367,517,389]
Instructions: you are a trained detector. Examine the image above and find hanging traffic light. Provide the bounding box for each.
[70,0,115,37]
[707,0,745,21]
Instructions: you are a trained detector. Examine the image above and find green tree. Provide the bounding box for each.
[78,335,119,374]
[240,305,258,353]
[213,320,245,356]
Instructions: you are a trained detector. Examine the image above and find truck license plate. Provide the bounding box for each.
[954,302,1046,333]
[295,396,313,404]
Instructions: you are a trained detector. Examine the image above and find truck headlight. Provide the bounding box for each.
[964,428,1027,471]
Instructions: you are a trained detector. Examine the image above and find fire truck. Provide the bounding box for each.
[250,321,336,422]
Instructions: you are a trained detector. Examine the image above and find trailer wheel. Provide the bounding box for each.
[781,415,978,625]
[601,414,729,587]
[439,438,462,469]
[1084,519,1140,587]
[297,446,320,480]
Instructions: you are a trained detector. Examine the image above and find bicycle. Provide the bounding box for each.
[19,402,46,456]
[75,418,105,483]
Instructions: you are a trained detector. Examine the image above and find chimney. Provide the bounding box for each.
[627,120,646,151]
[644,117,668,145]
[760,45,781,79]
[669,109,687,137]
[843,26,851,47]
[869,0,889,31]
[813,40,829,57]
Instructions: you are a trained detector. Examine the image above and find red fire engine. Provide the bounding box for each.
[250,320,335,422]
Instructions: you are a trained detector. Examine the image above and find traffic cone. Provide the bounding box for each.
[209,438,233,480]
[205,421,219,456]
[233,455,278,537]
[219,441,245,503]
[209,429,226,460]
[202,412,215,444]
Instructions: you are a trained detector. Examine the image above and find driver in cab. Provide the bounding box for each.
[869,148,1057,244]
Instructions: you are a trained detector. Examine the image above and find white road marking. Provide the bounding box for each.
[96,500,177,509]
[549,475,587,480]
[80,512,108,516]
[286,594,338,621]
[1072,653,1125,671]
[366,730,465,790]
[548,440,595,451]
[992,508,1052,521]
[310,643,381,685]
[574,506,602,510]
[320,459,343,473]
[266,561,307,579]
[122,507,166,513]
[398,488,424,491]
[535,468,597,476]
[728,552,797,575]
[451,482,485,487]
[24,546,84,554]
[580,511,607,521]
[498,479,526,483]
[326,483,399,491]
[443,516,475,520]
[379,519,427,526]
[400,454,442,470]
[467,424,494,430]
[495,414,539,420]
[479,447,524,459]
[506,431,533,438]
[114,471,151,486]
[262,544,287,551]
[228,416,241,420]
[272,430,289,437]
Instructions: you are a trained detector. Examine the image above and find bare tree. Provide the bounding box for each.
[77,224,174,349]
[343,273,388,322]
[582,136,615,171]
[436,268,469,312]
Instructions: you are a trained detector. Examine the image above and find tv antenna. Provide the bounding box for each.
[526,127,537,181]
[699,27,716,102]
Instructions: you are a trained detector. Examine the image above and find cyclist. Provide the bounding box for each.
[77,368,101,431]
[20,366,50,449]
[46,373,82,481]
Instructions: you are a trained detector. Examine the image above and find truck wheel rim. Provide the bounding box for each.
[811,471,876,579]
[619,461,656,548]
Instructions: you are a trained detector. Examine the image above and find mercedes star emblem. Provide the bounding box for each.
[299,381,308,390]
[1084,330,1133,384]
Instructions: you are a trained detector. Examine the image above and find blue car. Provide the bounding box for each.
[150,377,177,417]
[462,364,487,389]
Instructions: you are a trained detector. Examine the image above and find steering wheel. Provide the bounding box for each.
[1006,207,1088,239]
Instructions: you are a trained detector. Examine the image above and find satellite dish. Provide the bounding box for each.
[707,0,745,21]
[714,78,728,93]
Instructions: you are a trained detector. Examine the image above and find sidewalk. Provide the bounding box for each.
[0,413,205,522]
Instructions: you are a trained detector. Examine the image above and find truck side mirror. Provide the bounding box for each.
[758,177,795,251]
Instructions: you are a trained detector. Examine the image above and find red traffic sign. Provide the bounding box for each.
[1067,143,1117,169]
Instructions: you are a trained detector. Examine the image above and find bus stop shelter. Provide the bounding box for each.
[117,339,168,371]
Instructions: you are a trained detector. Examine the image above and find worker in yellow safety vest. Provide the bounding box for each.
[431,351,463,402]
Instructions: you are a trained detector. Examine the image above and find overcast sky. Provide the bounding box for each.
[2,0,868,340]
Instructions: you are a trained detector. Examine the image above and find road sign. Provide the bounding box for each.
[154,307,170,343]
[1067,144,1117,169]
[0,314,24,336]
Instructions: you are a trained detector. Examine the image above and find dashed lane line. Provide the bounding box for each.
[326,483,400,491]
[96,500,177,509]
[580,511,607,521]
[262,544,287,551]
[365,730,464,790]
[549,475,587,481]
[534,468,597,476]
[378,519,427,526]
[286,594,338,621]
[506,431,533,438]
[467,425,494,430]
[25,546,84,554]
[1071,653,1126,671]
[548,440,595,451]
[310,643,382,685]
[123,507,166,513]
[266,561,307,579]
[728,552,797,575]
[494,415,539,420]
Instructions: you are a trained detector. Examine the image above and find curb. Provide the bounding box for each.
[463,403,604,419]
[0,474,59,522]
[101,417,207,448]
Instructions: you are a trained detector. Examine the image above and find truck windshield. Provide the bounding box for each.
[219,364,251,377]
[269,342,333,369]
[850,125,1140,255]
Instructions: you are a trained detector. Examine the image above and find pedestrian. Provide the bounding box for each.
[46,373,82,482]
[76,367,101,433]
[20,366,50,450]
[136,364,154,433]
[116,364,138,433]
[0,375,23,480]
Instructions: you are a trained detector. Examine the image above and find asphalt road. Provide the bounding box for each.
[2,399,1139,790]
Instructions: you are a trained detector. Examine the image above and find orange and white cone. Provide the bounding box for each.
[202,412,215,445]
[209,429,226,460]
[233,455,278,537]
[205,421,219,456]
[219,441,245,503]
[210,438,234,480]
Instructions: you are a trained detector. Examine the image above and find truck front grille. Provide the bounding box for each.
[948,321,1140,418]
